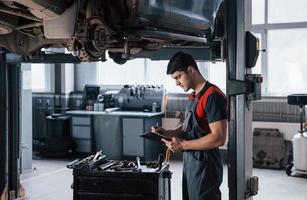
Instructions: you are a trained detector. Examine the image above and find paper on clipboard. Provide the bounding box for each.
[140,132,171,142]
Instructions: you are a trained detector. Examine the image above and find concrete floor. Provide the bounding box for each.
[20,159,307,200]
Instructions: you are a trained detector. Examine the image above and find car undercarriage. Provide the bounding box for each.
[0,0,224,63]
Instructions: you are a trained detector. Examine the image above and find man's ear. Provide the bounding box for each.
[187,66,194,74]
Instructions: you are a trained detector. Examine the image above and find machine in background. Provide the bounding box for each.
[82,84,165,112]
[286,94,307,176]
[114,85,165,112]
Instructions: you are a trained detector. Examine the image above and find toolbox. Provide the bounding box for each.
[67,152,172,200]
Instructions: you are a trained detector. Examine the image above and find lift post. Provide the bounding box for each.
[0,49,7,199]
[0,50,21,200]
[226,0,258,199]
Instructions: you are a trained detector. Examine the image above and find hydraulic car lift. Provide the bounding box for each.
[0,0,260,199]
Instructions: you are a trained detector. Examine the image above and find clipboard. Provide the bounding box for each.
[140,132,171,142]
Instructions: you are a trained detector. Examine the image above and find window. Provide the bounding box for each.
[207,62,226,91]
[97,58,184,93]
[145,59,183,93]
[252,0,265,24]
[267,28,307,95]
[268,0,307,23]
[97,56,145,85]
[144,59,169,85]
[252,0,307,96]
[97,57,227,93]
[31,64,52,92]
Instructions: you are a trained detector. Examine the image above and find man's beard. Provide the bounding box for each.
[183,86,190,92]
[183,73,194,92]
[183,81,193,92]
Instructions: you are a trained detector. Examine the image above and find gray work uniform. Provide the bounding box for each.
[182,82,227,200]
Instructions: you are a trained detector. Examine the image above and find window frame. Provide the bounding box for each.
[252,0,307,96]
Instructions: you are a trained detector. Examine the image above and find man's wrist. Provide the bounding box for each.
[181,139,189,151]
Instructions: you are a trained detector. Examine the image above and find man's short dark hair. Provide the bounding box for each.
[166,51,199,74]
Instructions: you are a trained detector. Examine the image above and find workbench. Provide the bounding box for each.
[66,110,164,160]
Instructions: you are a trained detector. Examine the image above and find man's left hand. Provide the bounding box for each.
[161,137,184,152]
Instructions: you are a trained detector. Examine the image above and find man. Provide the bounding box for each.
[152,51,227,200]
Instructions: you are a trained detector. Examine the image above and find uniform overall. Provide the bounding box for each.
[182,84,225,200]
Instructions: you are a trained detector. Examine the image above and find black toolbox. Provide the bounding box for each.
[67,153,172,200]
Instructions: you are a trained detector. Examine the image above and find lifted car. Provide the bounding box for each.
[0,0,224,63]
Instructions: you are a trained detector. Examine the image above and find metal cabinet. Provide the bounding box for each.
[68,112,164,160]
[71,115,94,155]
[94,115,122,160]
[122,116,164,160]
